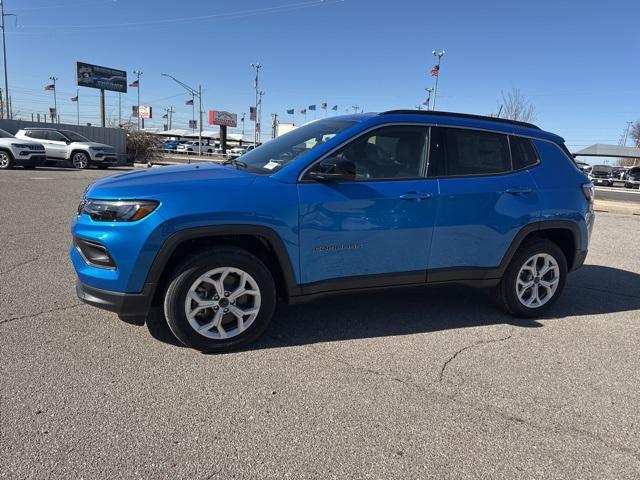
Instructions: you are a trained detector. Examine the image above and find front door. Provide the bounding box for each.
[298,125,438,288]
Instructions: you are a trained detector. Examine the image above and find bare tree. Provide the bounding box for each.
[498,88,536,122]
[631,121,640,148]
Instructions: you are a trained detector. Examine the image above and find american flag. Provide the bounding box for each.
[422,97,430,106]
[70,96,78,102]
[300,108,307,115]
[249,106,257,121]
[129,80,139,88]
[430,65,440,76]
[320,102,327,110]
[185,99,194,105]
[44,84,55,91]
[253,74,258,89]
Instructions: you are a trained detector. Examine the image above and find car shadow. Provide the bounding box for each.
[143,264,640,352]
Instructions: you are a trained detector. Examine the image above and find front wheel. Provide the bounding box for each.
[495,239,567,318]
[0,150,14,169]
[71,152,90,169]
[163,247,276,352]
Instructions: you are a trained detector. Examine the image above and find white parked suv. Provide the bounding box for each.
[176,141,218,154]
[15,128,117,169]
[0,128,46,169]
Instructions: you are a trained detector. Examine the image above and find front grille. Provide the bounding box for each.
[26,145,45,151]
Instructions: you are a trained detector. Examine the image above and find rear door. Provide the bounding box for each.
[427,127,540,279]
[298,124,438,288]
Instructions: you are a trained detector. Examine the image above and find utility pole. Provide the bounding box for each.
[251,63,262,147]
[76,88,79,125]
[431,49,445,110]
[257,90,265,143]
[118,93,121,126]
[133,69,142,129]
[622,121,633,146]
[49,76,58,123]
[240,112,245,138]
[0,0,13,120]
[271,112,278,138]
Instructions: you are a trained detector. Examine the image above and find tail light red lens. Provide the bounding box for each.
[581,183,595,204]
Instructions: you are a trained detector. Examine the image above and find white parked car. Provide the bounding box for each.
[15,128,117,169]
[228,146,248,155]
[0,128,46,170]
[176,141,218,154]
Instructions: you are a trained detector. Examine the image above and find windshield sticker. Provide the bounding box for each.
[263,161,280,170]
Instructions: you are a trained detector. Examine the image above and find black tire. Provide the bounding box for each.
[163,246,277,352]
[0,149,14,169]
[494,239,567,318]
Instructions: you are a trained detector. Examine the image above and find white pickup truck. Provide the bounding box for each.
[15,128,118,169]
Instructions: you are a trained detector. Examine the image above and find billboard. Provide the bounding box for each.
[209,110,237,127]
[76,61,127,93]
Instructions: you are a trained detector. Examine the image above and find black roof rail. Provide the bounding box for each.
[380,110,541,130]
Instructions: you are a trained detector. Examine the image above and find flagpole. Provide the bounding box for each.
[76,88,79,125]
[431,50,445,111]
[49,76,58,123]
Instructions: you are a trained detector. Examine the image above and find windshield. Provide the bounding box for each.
[236,118,358,174]
[0,128,14,138]
[61,130,90,142]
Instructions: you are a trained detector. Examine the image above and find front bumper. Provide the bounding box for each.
[76,280,155,323]
[91,155,117,165]
[15,154,46,166]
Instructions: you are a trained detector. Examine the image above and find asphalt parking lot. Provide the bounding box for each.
[1,167,640,479]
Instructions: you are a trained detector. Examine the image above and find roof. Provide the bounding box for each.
[573,144,640,158]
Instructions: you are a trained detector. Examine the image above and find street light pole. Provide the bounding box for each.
[161,73,203,160]
[250,63,261,147]
[431,49,445,110]
[133,69,142,129]
[49,76,58,123]
[425,87,434,111]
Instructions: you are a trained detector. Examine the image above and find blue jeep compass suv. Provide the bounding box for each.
[72,111,595,352]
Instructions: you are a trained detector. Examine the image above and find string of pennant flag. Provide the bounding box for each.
[286,104,338,115]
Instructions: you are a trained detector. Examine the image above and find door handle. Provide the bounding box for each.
[504,186,533,195]
[399,192,432,201]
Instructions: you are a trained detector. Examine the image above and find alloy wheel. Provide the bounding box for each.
[516,253,560,308]
[73,153,88,169]
[0,152,10,168]
[184,267,261,340]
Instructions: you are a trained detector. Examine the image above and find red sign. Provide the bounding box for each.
[209,110,237,127]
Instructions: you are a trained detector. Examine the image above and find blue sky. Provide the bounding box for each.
[5,0,639,155]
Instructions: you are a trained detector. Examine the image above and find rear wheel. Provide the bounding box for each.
[71,152,90,169]
[0,150,14,169]
[163,247,276,352]
[495,239,567,318]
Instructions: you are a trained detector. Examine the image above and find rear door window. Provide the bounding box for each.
[428,127,511,177]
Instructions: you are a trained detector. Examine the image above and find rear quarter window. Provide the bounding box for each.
[510,136,540,170]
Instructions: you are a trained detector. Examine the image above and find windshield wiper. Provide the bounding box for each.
[222,158,248,169]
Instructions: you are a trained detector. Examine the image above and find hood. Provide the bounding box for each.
[9,137,44,146]
[87,162,257,199]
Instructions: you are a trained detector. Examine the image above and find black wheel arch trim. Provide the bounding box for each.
[144,224,301,299]
[498,220,582,273]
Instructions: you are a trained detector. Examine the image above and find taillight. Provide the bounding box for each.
[581,182,595,204]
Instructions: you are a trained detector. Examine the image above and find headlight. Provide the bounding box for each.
[78,199,159,222]
[11,143,32,149]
